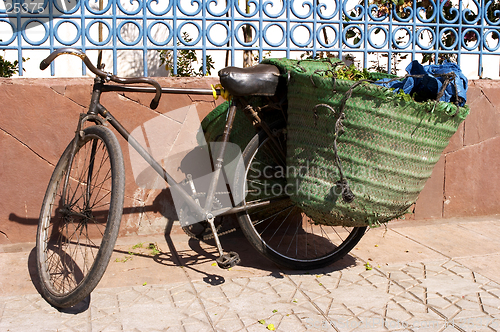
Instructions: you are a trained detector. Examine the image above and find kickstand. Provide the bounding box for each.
[206,214,240,269]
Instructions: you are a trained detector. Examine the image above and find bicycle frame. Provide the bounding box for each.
[40,47,286,267]
[81,76,275,224]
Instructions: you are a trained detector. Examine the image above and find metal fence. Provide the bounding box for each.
[1,0,499,77]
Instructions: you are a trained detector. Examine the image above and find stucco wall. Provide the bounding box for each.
[0,77,499,244]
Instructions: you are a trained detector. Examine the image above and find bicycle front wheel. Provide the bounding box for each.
[237,124,367,270]
[36,125,125,308]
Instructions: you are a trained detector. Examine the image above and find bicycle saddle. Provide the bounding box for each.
[218,64,280,97]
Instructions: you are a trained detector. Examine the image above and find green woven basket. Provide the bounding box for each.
[264,58,469,227]
[200,101,255,151]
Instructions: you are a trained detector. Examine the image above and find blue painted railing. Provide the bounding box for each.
[1,0,499,76]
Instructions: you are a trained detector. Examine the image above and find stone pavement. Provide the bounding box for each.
[1,215,500,332]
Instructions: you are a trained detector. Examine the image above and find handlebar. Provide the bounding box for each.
[40,48,162,110]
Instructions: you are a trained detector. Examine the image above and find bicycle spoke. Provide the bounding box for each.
[266,207,295,247]
[284,215,301,256]
[88,148,111,207]
[89,186,112,210]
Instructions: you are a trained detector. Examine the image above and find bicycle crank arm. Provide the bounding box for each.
[206,214,240,269]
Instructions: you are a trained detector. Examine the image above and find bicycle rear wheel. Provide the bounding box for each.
[36,125,125,308]
[237,124,367,270]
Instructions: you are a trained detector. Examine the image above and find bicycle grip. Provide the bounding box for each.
[40,59,50,70]
[150,99,159,110]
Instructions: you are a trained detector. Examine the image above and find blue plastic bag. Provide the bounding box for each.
[376,60,468,106]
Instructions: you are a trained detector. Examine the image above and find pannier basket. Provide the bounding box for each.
[200,101,254,152]
[263,58,469,227]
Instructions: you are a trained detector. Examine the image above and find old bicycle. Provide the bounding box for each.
[35,48,367,308]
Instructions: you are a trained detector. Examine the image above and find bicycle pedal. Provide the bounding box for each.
[216,251,240,269]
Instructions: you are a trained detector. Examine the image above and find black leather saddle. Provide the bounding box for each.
[218,64,281,97]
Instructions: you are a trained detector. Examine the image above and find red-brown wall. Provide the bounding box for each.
[414,80,500,219]
[0,77,498,244]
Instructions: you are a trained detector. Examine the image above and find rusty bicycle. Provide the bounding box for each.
[35,48,366,308]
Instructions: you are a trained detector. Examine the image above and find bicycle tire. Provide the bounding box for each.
[36,125,125,308]
[237,123,367,270]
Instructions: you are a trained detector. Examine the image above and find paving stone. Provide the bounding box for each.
[310,277,342,292]
[456,298,483,311]
[194,283,227,301]
[442,260,461,269]
[310,297,334,315]
[424,290,444,300]
[402,264,426,278]
[420,273,482,297]
[1,308,78,331]
[473,276,497,289]
[213,313,246,331]
[482,307,500,317]
[480,295,500,309]
[487,318,500,331]
[328,316,363,332]
[218,280,245,298]
[90,314,123,331]
[299,286,330,302]
[328,283,393,310]
[421,261,450,274]
[365,273,391,286]
[346,305,367,316]
[441,325,462,332]
[91,291,120,309]
[286,313,317,331]
[90,307,120,325]
[289,298,320,315]
[355,278,375,287]
[428,296,455,309]
[4,218,500,331]
[387,282,406,296]
[396,299,431,315]
[246,323,268,332]
[487,289,500,299]
[444,294,462,304]
[405,286,426,302]
[115,287,146,303]
[182,321,212,332]
[406,311,447,326]
[484,281,500,290]
[449,265,476,277]
[394,279,420,291]
[386,301,414,320]
[388,271,415,282]
[450,316,498,331]
[434,304,461,320]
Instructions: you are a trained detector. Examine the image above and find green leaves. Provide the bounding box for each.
[158,32,215,77]
[0,54,28,77]
[346,30,357,39]
[397,89,412,102]
[332,64,371,81]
